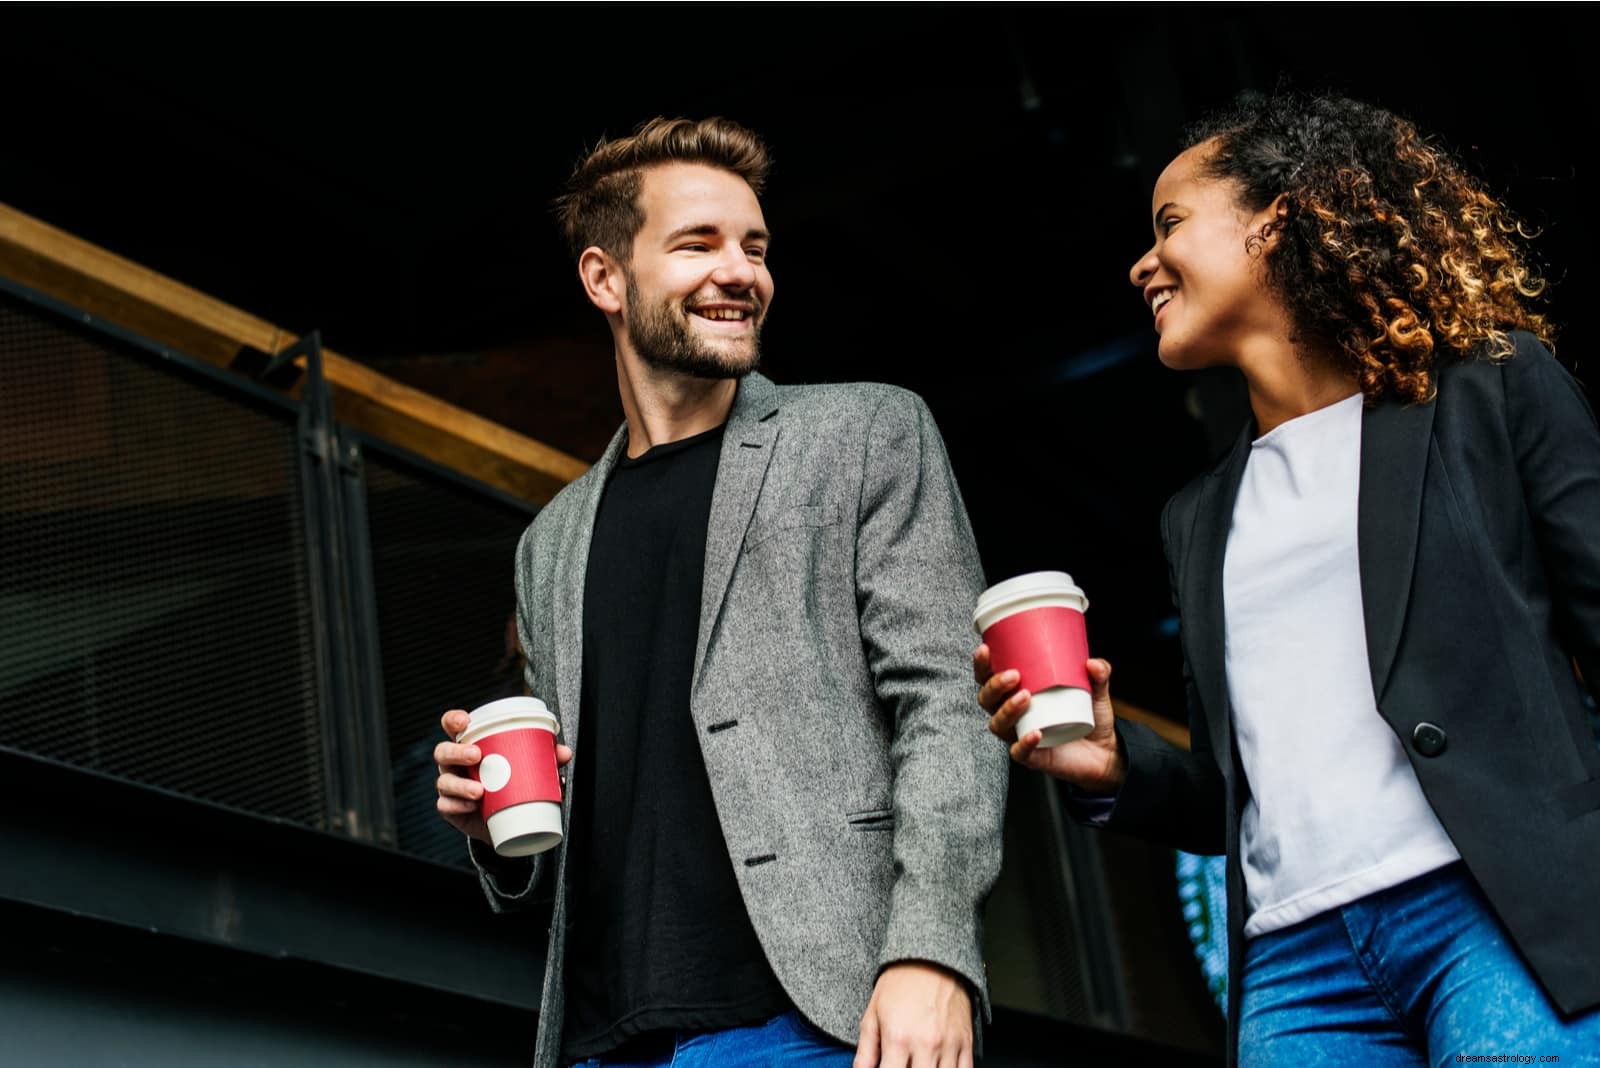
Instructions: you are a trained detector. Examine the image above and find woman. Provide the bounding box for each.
[979,90,1600,1066]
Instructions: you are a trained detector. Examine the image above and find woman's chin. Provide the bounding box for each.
[1155,337,1195,371]
[1156,336,1227,373]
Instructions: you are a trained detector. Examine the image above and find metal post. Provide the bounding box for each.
[267,333,394,845]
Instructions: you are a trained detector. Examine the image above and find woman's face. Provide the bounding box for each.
[1128,140,1284,370]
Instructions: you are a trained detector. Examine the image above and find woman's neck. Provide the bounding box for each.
[1236,333,1361,436]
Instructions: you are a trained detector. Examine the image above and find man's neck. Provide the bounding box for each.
[615,353,740,459]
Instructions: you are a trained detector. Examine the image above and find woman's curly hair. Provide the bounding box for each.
[1186,90,1553,403]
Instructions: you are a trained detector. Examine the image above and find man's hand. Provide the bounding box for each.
[434,707,572,844]
[855,961,972,1068]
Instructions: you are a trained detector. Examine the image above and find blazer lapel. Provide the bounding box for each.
[693,373,779,692]
[1183,423,1253,767]
[552,422,629,738]
[1358,395,1435,703]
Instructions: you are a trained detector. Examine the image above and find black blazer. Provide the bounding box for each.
[1105,333,1600,1063]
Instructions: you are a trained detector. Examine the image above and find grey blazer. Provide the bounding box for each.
[470,372,1008,1067]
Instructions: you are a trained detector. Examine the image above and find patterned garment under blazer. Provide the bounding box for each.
[468,372,1009,1068]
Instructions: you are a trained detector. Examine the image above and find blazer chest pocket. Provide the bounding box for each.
[847,807,895,832]
[743,502,841,553]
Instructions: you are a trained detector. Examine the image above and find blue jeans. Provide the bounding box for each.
[570,1010,855,1067]
[1239,862,1600,1067]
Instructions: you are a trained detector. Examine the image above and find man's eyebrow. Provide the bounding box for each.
[663,224,773,244]
[665,224,719,243]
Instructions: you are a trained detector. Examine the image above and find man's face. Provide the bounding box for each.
[619,162,774,379]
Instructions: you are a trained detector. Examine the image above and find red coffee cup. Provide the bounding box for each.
[456,696,563,857]
[974,571,1092,747]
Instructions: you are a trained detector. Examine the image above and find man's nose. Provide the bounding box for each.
[1129,246,1158,288]
[710,248,758,291]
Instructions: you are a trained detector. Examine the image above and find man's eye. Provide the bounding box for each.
[745,247,767,260]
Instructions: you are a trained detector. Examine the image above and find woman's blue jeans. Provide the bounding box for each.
[570,1010,854,1067]
[1239,862,1600,1066]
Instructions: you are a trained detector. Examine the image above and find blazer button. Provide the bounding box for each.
[1411,722,1447,757]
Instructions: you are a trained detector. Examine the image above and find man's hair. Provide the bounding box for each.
[555,116,771,262]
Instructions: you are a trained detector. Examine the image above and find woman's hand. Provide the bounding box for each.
[975,645,1127,796]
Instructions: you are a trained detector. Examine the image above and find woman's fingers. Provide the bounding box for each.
[1009,729,1043,764]
[987,688,1031,740]
[1086,657,1116,729]
[977,668,1022,715]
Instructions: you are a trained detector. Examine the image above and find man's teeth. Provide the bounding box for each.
[695,308,747,321]
[1151,291,1175,315]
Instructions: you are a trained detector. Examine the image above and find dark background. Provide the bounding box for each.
[5,3,1592,719]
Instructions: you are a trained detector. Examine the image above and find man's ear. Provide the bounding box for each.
[578,246,625,314]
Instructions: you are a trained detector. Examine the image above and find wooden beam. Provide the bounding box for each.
[1112,698,1190,751]
[0,201,588,504]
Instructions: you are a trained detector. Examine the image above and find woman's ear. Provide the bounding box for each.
[578,246,625,315]
[1249,194,1292,257]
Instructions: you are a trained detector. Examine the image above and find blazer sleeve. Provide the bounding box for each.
[854,389,1008,1017]
[1100,492,1228,855]
[1503,333,1600,701]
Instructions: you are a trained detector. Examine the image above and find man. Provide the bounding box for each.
[435,116,1005,1068]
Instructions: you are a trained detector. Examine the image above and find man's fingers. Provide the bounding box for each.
[555,744,573,767]
[433,741,482,768]
[436,794,479,817]
[877,1035,910,1068]
[440,708,470,737]
[854,1008,880,1068]
[437,771,482,801]
[944,1027,973,1068]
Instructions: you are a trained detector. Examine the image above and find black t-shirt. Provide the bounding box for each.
[561,425,789,1061]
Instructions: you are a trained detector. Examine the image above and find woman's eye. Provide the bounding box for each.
[1160,216,1180,234]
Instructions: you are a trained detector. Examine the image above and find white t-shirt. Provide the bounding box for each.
[1224,392,1459,938]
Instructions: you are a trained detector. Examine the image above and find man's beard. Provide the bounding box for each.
[624,273,762,380]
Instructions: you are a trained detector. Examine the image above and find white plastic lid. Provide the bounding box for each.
[973,570,1088,632]
[456,696,556,743]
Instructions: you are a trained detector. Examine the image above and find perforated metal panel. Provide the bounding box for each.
[0,291,328,826]
[362,446,536,866]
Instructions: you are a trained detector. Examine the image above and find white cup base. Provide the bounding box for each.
[1017,686,1094,748]
[487,800,563,857]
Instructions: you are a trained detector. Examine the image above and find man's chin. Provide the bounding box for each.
[639,344,760,381]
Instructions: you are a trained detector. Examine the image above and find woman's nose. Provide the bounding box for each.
[1129,246,1159,288]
